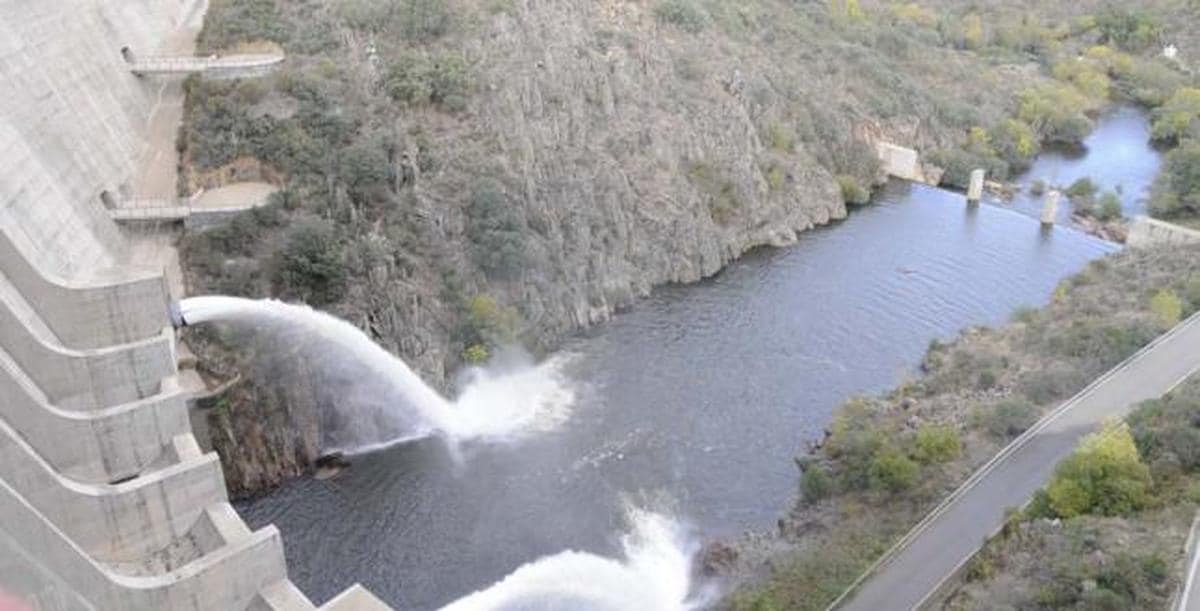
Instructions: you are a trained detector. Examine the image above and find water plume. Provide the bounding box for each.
[439,508,703,611]
[178,296,575,454]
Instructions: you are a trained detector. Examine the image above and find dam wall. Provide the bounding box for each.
[1127,216,1200,249]
[0,1,387,608]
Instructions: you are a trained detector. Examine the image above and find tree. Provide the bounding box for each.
[272,220,345,305]
[1018,84,1093,144]
[1150,141,1200,218]
[1151,88,1200,144]
[1044,423,1151,518]
[1150,289,1183,328]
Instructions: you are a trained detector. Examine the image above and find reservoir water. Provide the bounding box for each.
[235,110,1154,609]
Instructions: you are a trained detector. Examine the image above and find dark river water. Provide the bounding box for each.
[236,110,1155,609]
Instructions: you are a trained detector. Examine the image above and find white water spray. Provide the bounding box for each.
[440,508,703,611]
[179,296,575,453]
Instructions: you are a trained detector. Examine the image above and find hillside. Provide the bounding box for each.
[179,0,1192,493]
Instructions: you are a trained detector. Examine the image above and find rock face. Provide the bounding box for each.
[182,0,1037,496]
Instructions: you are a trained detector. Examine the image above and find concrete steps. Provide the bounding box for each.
[0,344,188,483]
[0,266,174,410]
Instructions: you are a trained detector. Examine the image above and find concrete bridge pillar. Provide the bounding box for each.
[1042,190,1061,226]
[967,169,985,204]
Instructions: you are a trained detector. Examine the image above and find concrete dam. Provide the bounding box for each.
[0,1,384,608]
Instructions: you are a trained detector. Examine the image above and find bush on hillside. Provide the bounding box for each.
[1149,289,1183,328]
[466,180,528,279]
[868,446,919,493]
[1150,141,1200,219]
[1042,423,1151,518]
[197,0,291,51]
[1151,88,1200,144]
[1120,59,1186,107]
[655,0,707,33]
[1095,7,1161,52]
[913,425,962,464]
[974,398,1039,440]
[837,175,871,205]
[802,465,835,503]
[385,52,472,112]
[271,220,345,305]
[1018,84,1093,144]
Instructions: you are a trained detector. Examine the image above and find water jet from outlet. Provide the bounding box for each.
[178,296,574,454]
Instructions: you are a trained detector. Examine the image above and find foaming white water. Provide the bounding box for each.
[179,296,575,452]
[440,509,702,611]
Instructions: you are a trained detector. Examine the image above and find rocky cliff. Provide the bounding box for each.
[181,0,1042,495]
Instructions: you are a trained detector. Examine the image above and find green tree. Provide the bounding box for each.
[1044,423,1151,518]
[1151,88,1200,144]
[1018,84,1093,144]
[1150,141,1200,218]
[1150,289,1183,328]
[992,119,1040,171]
[272,220,345,305]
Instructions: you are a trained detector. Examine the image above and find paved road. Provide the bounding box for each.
[836,312,1200,611]
[1179,514,1200,611]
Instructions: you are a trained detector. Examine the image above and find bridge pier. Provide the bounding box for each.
[1042,190,1061,226]
[967,169,985,204]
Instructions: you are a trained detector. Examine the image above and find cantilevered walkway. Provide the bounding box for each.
[127,53,283,77]
[832,310,1200,610]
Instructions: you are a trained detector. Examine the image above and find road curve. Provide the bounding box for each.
[834,311,1200,611]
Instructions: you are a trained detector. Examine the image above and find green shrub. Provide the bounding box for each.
[1120,59,1186,107]
[991,119,1040,172]
[1095,7,1161,52]
[1152,88,1200,144]
[1018,84,1094,144]
[654,0,706,33]
[272,220,345,305]
[927,148,1007,189]
[466,180,528,279]
[803,465,835,503]
[1052,59,1111,103]
[1066,177,1099,201]
[1019,364,1084,405]
[869,446,919,493]
[824,399,885,489]
[463,344,490,364]
[837,175,871,206]
[689,163,742,224]
[1042,320,1157,369]
[1150,289,1183,328]
[198,0,291,51]
[1044,423,1151,518]
[975,398,1039,440]
[1150,141,1200,219]
[913,426,962,464]
[1095,192,1123,222]
[384,52,472,111]
[462,295,519,347]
